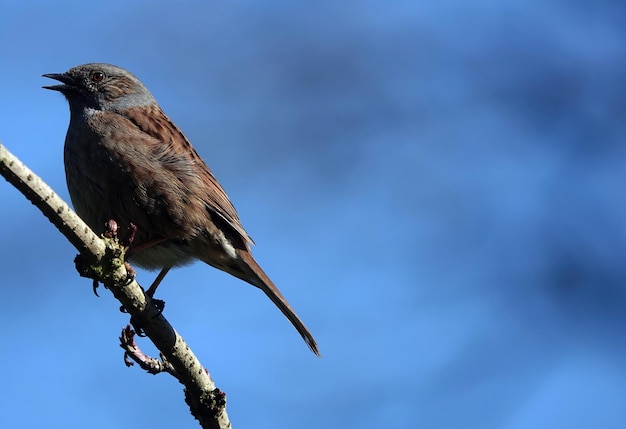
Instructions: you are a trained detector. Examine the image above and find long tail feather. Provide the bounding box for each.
[234,249,320,356]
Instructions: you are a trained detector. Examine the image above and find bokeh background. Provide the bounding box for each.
[2,1,626,428]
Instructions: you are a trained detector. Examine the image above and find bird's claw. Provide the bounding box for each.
[92,279,100,297]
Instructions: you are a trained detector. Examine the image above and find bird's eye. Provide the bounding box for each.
[92,72,104,82]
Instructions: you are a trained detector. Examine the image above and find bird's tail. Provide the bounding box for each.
[231,249,320,356]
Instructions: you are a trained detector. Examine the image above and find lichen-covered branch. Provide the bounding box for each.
[0,142,231,429]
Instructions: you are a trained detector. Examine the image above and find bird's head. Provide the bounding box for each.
[43,63,156,113]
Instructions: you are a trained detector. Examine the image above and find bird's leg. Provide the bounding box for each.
[99,222,170,311]
[127,237,169,255]
[122,230,168,291]
[125,266,171,337]
[146,266,172,298]
[107,223,170,315]
[127,266,171,336]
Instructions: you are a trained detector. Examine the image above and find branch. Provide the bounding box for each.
[0,142,231,429]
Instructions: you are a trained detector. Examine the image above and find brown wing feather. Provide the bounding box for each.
[121,104,254,246]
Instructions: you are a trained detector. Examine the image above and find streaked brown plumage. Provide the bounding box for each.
[43,63,319,356]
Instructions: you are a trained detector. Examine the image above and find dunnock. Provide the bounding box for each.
[43,63,319,356]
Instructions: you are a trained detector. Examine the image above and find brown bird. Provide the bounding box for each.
[43,63,319,356]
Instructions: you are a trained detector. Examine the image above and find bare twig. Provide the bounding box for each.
[0,142,231,429]
[120,325,177,376]
[0,143,104,259]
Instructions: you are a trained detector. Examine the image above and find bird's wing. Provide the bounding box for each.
[120,104,255,246]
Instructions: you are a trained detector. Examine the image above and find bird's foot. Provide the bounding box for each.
[121,294,165,337]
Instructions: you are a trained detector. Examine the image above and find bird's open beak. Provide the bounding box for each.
[42,72,76,92]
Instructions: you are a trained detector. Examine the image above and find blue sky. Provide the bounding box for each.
[2,1,626,428]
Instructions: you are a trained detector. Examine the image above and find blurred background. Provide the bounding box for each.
[2,1,626,428]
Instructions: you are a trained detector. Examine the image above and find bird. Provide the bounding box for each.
[43,63,319,356]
